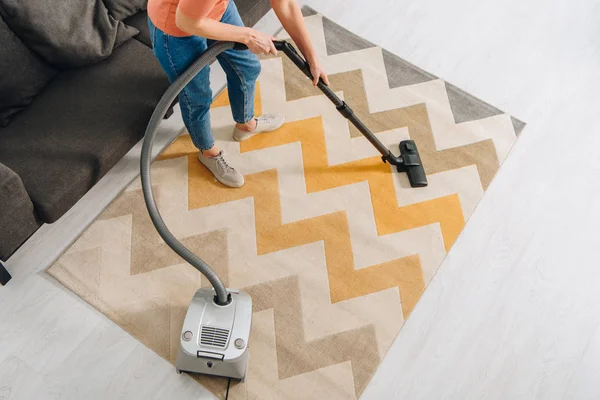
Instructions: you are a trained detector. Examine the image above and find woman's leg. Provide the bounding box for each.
[149,18,216,154]
[211,1,285,140]
[212,1,262,128]
[148,18,244,187]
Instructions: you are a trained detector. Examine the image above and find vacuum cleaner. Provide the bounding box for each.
[140,40,428,382]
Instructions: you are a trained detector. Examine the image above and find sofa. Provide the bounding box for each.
[0,0,271,285]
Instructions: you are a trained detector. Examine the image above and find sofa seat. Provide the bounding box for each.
[0,38,169,223]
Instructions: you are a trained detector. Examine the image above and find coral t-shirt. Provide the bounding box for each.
[148,0,229,37]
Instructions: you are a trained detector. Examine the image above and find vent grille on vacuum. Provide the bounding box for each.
[200,326,230,348]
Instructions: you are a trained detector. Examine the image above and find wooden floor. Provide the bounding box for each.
[2,0,600,398]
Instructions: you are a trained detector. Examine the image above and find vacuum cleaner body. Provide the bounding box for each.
[176,288,252,379]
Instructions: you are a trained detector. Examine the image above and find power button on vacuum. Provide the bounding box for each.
[182,331,193,341]
[234,338,245,349]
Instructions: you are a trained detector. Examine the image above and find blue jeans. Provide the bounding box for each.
[148,1,261,151]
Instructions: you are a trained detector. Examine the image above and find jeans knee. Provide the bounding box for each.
[246,57,261,82]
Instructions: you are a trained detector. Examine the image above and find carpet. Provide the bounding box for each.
[48,7,524,399]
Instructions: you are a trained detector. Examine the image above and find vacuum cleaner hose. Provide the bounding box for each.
[141,41,245,306]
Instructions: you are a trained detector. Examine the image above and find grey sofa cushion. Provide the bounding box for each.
[0,0,138,68]
[0,39,170,223]
[104,0,147,20]
[0,15,57,126]
[0,162,42,261]
[125,10,151,48]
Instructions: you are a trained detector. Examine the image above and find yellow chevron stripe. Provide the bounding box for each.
[158,134,195,161]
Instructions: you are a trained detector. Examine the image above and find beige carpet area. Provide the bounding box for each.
[48,8,524,399]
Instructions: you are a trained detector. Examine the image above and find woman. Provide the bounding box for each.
[147,0,329,187]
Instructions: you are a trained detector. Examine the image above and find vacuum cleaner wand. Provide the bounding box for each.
[273,40,428,187]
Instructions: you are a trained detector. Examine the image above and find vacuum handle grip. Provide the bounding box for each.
[233,42,248,51]
[233,40,324,89]
[234,41,327,89]
[237,40,330,98]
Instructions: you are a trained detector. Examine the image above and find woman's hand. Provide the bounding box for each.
[244,29,278,56]
[308,59,329,86]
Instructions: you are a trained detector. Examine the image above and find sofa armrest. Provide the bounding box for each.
[0,261,10,285]
[0,162,42,261]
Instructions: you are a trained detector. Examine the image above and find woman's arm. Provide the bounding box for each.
[175,8,277,55]
[271,0,329,85]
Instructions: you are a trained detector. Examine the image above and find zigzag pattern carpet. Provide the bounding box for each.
[48,7,524,399]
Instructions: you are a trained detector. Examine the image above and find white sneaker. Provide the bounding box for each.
[198,151,244,188]
[233,113,285,142]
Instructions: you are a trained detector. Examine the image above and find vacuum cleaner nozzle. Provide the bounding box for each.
[397,140,428,187]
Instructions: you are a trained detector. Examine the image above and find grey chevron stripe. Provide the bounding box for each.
[382,49,437,88]
[322,16,376,56]
[301,6,318,17]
